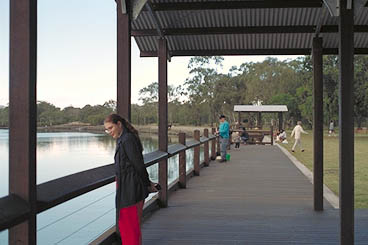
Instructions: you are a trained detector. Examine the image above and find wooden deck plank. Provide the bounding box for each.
[142,145,368,244]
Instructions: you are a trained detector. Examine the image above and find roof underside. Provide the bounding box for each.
[131,0,368,57]
[234,105,288,112]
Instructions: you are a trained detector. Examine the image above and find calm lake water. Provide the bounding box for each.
[0,129,203,244]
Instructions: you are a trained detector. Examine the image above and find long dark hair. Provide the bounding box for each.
[104,114,143,152]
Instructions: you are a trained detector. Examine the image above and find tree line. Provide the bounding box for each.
[0,55,367,129]
[0,100,115,127]
[133,55,368,129]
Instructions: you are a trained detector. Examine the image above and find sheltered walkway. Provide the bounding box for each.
[5,1,365,243]
[142,145,368,244]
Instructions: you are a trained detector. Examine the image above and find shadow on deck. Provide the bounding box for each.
[142,145,368,245]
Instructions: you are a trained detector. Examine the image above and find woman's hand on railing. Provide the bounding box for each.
[148,182,161,193]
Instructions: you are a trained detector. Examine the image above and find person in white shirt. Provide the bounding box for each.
[328,120,335,136]
[291,121,308,152]
[279,129,287,142]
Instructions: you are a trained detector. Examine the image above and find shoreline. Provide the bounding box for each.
[33,124,213,137]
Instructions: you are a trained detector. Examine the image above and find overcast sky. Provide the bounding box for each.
[0,0,300,109]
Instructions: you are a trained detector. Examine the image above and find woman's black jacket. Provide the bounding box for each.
[114,129,150,209]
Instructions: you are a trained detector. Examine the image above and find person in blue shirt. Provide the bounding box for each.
[216,115,230,162]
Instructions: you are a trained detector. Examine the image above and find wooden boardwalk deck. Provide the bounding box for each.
[142,145,368,244]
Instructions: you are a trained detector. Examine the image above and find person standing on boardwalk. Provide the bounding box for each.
[291,121,308,152]
[104,114,158,245]
[234,131,241,149]
[328,120,335,136]
[216,115,230,162]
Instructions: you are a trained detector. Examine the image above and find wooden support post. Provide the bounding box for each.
[270,125,274,145]
[194,130,200,175]
[204,129,209,166]
[116,1,132,235]
[313,36,324,211]
[238,112,241,128]
[211,128,217,160]
[257,112,262,128]
[116,0,131,120]
[338,0,354,244]
[179,132,186,188]
[9,0,37,243]
[158,38,168,207]
[278,112,283,131]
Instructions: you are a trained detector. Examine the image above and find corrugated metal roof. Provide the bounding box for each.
[167,33,314,50]
[234,105,288,112]
[133,8,335,29]
[131,1,368,56]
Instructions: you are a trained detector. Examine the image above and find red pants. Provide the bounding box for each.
[118,200,144,245]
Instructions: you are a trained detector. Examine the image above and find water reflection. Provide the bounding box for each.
[0,129,9,198]
[37,133,110,152]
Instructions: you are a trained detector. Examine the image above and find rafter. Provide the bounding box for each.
[145,0,164,38]
[140,48,368,57]
[141,49,314,57]
[132,25,368,36]
[148,0,323,11]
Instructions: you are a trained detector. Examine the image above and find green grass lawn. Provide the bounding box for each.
[279,130,368,208]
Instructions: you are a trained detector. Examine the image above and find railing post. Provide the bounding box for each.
[270,125,273,145]
[204,129,209,166]
[179,132,186,188]
[227,127,232,150]
[194,130,200,175]
[216,131,221,156]
[211,128,217,160]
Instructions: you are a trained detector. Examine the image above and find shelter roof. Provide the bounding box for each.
[234,105,288,112]
[132,0,368,57]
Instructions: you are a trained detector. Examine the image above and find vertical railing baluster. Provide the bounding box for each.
[211,128,217,160]
[204,129,209,166]
[194,130,200,175]
[216,130,220,156]
[179,132,186,188]
[228,126,232,150]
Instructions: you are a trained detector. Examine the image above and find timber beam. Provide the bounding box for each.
[140,48,368,57]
